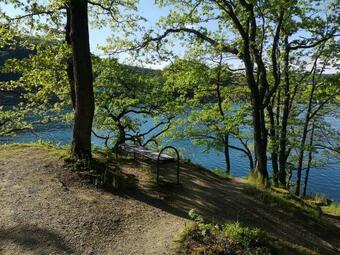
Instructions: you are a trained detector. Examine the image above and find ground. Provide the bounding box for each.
[0,145,339,255]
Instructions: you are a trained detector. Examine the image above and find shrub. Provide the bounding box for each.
[175,209,273,254]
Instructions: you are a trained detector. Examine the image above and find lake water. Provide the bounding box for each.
[0,118,339,203]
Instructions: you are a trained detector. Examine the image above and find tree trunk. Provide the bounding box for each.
[242,40,268,183]
[295,81,315,195]
[253,102,268,183]
[303,121,315,197]
[69,0,95,162]
[65,7,76,109]
[278,37,290,187]
[267,103,279,185]
[224,134,231,174]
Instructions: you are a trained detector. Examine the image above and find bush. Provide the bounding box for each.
[175,209,273,254]
[223,222,266,249]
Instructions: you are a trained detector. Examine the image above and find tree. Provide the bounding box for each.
[122,0,338,184]
[163,57,254,174]
[93,57,174,149]
[67,0,94,162]
[0,25,30,136]
[117,0,335,182]
[1,41,70,132]
[1,0,139,163]
[294,51,339,195]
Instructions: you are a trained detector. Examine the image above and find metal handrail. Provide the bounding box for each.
[156,146,180,184]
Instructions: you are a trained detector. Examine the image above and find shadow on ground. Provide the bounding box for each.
[117,157,340,255]
[0,225,74,254]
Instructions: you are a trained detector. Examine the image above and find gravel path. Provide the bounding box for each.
[0,145,339,255]
[0,147,186,255]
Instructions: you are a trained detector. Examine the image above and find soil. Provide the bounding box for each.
[0,145,339,255]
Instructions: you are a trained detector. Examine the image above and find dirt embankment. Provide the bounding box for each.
[0,145,339,255]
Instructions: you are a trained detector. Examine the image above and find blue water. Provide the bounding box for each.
[1,119,339,202]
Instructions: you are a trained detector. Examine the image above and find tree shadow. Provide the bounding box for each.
[0,225,74,254]
[116,159,340,255]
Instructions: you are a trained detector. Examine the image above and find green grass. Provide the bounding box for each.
[243,185,323,219]
[211,167,232,180]
[245,171,270,189]
[175,209,273,255]
[175,209,326,255]
[241,184,340,247]
[322,202,340,216]
[0,141,69,158]
[304,193,330,206]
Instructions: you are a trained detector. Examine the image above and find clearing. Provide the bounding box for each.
[0,145,339,254]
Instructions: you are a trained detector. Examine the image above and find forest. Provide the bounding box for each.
[0,0,340,254]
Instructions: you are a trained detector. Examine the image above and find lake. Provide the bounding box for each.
[0,118,339,203]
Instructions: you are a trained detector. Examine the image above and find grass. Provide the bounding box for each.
[245,171,270,189]
[211,167,232,180]
[174,209,273,255]
[241,183,340,251]
[0,141,69,158]
[304,193,330,206]
[175,209,325,255]
[243,185,322,219]
[322,202,340,217]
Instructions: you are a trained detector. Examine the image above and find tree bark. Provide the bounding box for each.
[215,54,231,174]
[295,74,316,195]
[224,134,231,174]
[267,103,279,184]
[69,0,95,161]
[253,103,268,182]
[303,121,315,197]
[243,37,268,183]
[278,37,290,186]
[65,7,76,109]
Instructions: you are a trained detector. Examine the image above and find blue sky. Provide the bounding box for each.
[1,1,175,67]
[1,1,167,52]
[1,1,336,71]
[90,1,170,52]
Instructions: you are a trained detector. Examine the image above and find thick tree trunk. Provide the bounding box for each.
[242,40,268,183]
[69,0,95,161]
[115,123,126,149]
[253,102,268,183]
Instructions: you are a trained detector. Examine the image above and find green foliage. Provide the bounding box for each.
[93,57,173,148]
[223,222,267,252]
[177,209,272,255]
[163,57,252,172]
[0,40,70,137]
[0,105,31,136]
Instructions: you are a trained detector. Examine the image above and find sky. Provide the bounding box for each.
[0,1,176,68]
[88,1,194,69]
[1,0,337,71]
[0,1,166,50]
[89,1,168,54]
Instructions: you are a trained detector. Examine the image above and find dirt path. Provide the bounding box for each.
[0,145,339,254]
[0,146,187,255]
